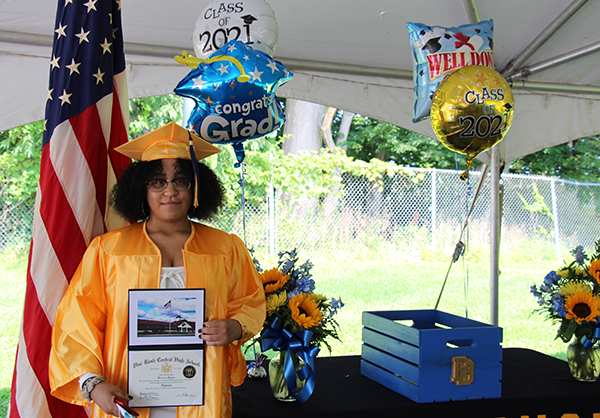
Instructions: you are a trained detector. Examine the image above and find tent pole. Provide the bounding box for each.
[490,147,501,326]
[501,0,589,78]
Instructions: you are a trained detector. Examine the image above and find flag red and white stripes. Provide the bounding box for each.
[9,0,130,416]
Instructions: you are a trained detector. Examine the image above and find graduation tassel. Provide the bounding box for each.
[188,131,201,207]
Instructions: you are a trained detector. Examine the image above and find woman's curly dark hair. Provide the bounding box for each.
[109,158,225,223]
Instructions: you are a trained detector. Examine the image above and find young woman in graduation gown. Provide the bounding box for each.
[48,122,266,418]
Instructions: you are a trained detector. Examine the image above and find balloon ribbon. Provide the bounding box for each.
[175,50,251,82]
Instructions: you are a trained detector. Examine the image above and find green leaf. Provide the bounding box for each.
[558,319,578,343]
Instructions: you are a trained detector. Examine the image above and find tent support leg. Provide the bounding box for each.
[490,147,501,326]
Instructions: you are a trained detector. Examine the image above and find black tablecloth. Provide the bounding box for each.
[232,348,600,418]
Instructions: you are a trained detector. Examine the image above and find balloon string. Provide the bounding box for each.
[238,162,247,245]
[463,175,471,319]
[435,165,489,311]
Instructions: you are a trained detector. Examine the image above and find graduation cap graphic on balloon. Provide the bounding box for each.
[174,40,292,166]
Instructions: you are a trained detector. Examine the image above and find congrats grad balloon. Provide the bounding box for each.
[174,40,292,165]
[430,65,514,176]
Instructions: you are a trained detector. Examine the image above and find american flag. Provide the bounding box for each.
[9,0,130,417]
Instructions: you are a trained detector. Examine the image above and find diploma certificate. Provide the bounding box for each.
[128,288,205,407]
[128,349,203,407]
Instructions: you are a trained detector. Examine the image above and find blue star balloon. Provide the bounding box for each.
[174,40,292,165]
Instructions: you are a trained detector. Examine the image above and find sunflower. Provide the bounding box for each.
[559,281,592,296]
[289,293,323,329]
[266,292,287,316]
[558,267,586,279]
[311,293,328,303]
[588,259,600,284]
[564,291,600,324]
[260,268,290,294]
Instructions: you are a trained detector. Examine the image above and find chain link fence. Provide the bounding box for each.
[2,168,600,260]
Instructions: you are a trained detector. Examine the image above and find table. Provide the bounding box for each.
[232,348,600,418]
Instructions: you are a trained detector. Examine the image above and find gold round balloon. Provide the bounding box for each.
[430,65,514,173]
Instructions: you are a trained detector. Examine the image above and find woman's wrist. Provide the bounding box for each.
[81,376,106,402]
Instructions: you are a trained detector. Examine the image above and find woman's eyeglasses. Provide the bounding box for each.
[147,178,192,192]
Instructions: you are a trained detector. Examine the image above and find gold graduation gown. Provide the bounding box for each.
[49,221,266,418]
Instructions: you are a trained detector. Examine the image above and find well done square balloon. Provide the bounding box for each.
[407,19,494,123]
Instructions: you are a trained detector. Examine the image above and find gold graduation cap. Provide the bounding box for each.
[115,121,220,161]
[115,122,221,207]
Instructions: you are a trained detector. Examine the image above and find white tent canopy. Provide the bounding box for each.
[2,0,600,165]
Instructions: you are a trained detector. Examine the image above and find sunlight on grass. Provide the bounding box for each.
[0,251,27,415]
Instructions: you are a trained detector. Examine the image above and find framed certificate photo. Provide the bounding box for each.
[128,288,205,408]
[128,288,205,347]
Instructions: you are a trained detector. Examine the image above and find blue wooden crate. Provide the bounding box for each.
[361,310,502,403]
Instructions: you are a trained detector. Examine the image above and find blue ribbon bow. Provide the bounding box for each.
[581,319,600,348]
[260,317,320,403]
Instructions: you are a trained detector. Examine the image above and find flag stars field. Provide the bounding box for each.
[75,28,90,44]
[84,0,97,12]
[93,69,105,84]
[100,38,112,54]
[66,59,81,75]
[58,90,72,106]
[50,55,60,69]
[55,23,67,39]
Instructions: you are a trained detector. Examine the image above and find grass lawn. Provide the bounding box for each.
[0,251,28,415]
[0,244,567,416]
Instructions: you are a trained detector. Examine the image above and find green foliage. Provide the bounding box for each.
[129,94,184,138]
[204,135,426,212]
[334,114,460,169]
[517,183,554,219]
[510,136,600,182]
[516,183,554,236]
[0,121,43,206]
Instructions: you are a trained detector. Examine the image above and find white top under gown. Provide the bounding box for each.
[150,266,186,418]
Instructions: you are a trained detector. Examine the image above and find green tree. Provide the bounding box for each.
[0,121,44,206]
[509,137,600,182]
[333,114,460,169]
[129,94,183,138]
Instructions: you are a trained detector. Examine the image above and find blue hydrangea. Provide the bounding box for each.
[296,276,316,294]
[281,260,294,275]
[551,295,566,317]
[530,285,541,298]
[543,271,561,286]
[570,245,589,266]
[329,298,345,317]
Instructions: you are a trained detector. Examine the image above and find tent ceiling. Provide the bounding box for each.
[2,0,600,164]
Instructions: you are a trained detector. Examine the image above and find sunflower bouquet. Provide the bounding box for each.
[248,249,343,402]
[253,248,343,351]
[530,241,600,346]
